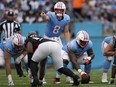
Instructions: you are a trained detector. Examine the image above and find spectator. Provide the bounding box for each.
[72,0,86,18]
[20,0,30,12]
[101,16,112,36]
[111,17,116,34]
[29,0,39,12]
[25,11,36,24]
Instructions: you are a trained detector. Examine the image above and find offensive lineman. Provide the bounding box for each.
[103,35,116,84]
[57,30,95,84]
[0,34,27,86]
[101,36,113,83]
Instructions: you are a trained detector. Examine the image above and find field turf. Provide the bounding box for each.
[0,68,116,87]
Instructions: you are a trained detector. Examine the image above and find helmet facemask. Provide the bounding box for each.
[54,9,65,17]
[12,34,24,50]
[54,2,66,20]
[77,39,89,48]
[13,44,23,51]
[76,31,89,48]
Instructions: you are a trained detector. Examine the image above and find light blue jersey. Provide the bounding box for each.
[62,39,93,57]
[102,37,113,76]
[103,36,112,44]
[45,12,70,37]
[0,40,25,57]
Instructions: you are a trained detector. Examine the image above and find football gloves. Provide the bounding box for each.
[84,57,91,65]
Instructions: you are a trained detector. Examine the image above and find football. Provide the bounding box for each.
[81,75,90,84]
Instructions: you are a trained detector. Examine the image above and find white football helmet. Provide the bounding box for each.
[54,2,66,17]
[76,30,89,48]
[12,34,24,50]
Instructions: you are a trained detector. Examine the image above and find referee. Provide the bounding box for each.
[0,9,25,77]
[0,9,21,40]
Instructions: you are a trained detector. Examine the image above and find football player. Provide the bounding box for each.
[29,35,80,87]
[103,35,116,84]
[25,31,47,84]
[0,34,27,86]
[41,1,72,84]
[101,36,113,83]
[56,30,95,84]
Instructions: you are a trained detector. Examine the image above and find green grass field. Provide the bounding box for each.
[0,68,116,87]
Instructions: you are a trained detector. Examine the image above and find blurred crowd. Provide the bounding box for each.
[73,0,116,35]
[0,0,116,35]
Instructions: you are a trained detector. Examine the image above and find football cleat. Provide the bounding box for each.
[89,80,94,84]
[66,76,74,84]
[43,78,47,84]
[72,75,80,86]
[101,74,108,83]
[101,79,108,83]
[54,77,61,84]
[108,78,115,84]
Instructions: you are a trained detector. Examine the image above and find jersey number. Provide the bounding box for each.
[53,25,60,34]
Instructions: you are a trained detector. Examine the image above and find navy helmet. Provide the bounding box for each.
[26,31,39,39]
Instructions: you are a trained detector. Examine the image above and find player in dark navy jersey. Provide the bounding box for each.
[25,32,80,87]
[25,31,48,84]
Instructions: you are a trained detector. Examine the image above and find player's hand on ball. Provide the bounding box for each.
[81,74,90,84]
[81,71,87,78]
[78,69,87,78]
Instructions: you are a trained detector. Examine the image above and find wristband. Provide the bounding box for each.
[78,69,82,73]
[87,57,91,60]
[19,54,24,60]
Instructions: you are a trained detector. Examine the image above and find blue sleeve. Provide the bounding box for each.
[67,40,76,52]
[47,11,52,18]
[67,42,72,51]
[65,15,70,25]
[88,40,93,48]
[4,44,12,53]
